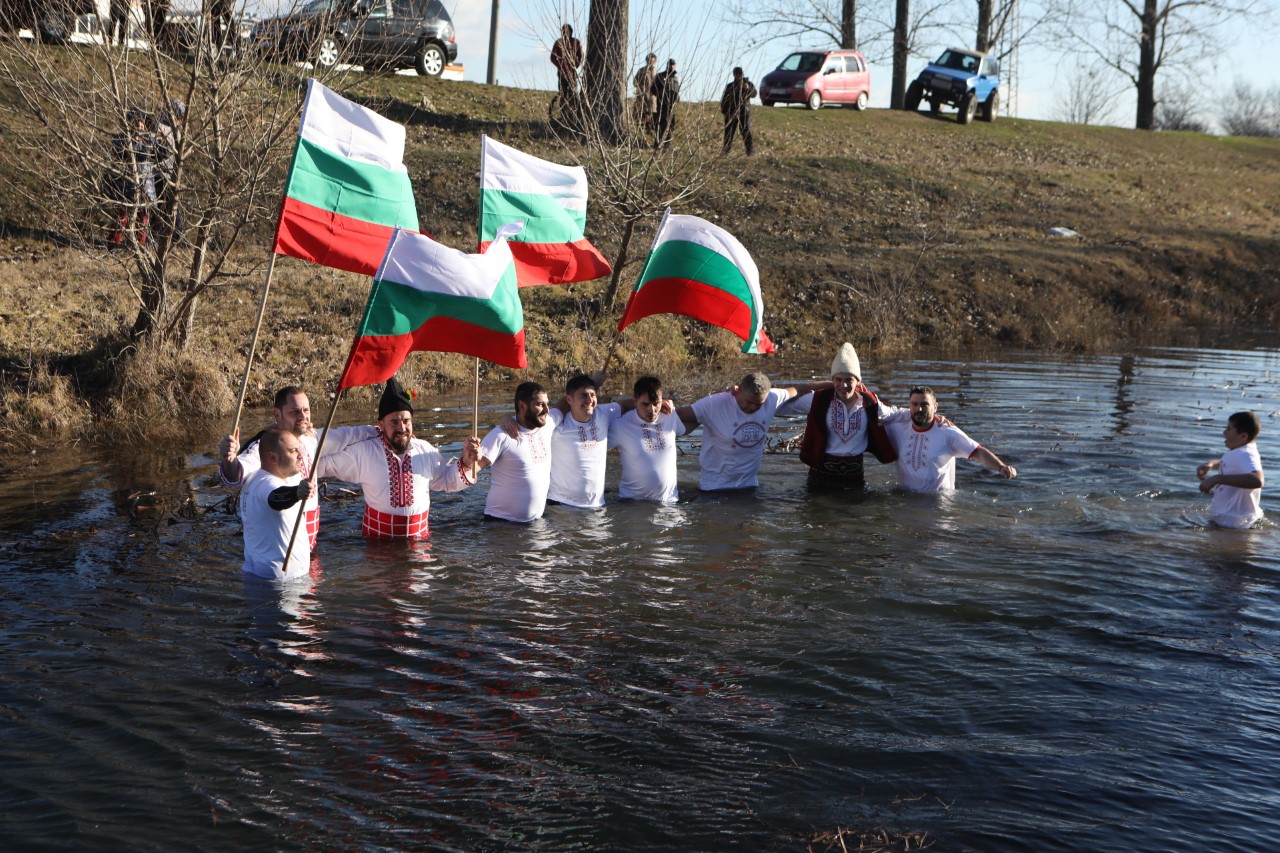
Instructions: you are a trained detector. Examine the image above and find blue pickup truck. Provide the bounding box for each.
[904,48,1000,125]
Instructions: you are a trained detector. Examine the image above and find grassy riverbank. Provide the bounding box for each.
[2,67,1278,452]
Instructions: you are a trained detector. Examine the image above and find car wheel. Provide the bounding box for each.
[855,91,868,111]
[315,35,341,68]
[415,42,446,77]
[958,92,976,125]
[806,90,822,111]
[904,81,922,111]
[981,89,999,122]
[762,99,775,107]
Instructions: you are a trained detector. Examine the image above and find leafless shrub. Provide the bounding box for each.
[1154,80,1210,132]
[1050,60,1123,126]
[1219,78,1280,138]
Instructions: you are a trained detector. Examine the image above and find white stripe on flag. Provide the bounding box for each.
[480,136,588,212]
[375,228,515,300]
[298,79,407,173]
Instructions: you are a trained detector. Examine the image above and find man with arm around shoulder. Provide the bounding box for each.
[881,385,1016,493]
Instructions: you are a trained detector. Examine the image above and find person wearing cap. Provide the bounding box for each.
[798,342,897,487]
[651,58,681,148]
[322,378,481,539]
[676,371,833,491]
[475,381,555,523]
[720,66,758,156]
[881,385,1017,493]
[239,427,314,582]
[218,385,375,549]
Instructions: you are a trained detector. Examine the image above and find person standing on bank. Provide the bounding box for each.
[322,378,480,540]
[240,428,314,582]
[799,343,896,486]
[633,53,659,135]
[720,66,758,156]
[551,24,584,99]
[881,386,1017,493]
[651,58,681,149]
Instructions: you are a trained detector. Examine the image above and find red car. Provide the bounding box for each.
[760,49,871,110]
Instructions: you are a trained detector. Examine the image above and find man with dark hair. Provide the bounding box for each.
[543,372,627,508]
[323,378,480,539]
[1197,410,1264,528]
[609,375,686,502]
[477,381,554,522]
[550,23,583,98]
[218,385,374,547]
[677,371,832,491]
[720,66,758,155]
[881,386,1016,492]
[651,58,680,148]
[240,427,314,581]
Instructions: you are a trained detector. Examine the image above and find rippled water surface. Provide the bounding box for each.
[4,348,1280,851]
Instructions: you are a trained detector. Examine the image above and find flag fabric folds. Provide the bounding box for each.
[337,227,527,390]
[273,79,420,277]
[478,135,611,287]
[617,212,776,354]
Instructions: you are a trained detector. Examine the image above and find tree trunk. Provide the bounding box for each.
[600,217,636,315]
[841,0,856,49]
[585,0,628,145]
[976,0,993,52]
[1135,0,1158,129]
[890,0,910,109]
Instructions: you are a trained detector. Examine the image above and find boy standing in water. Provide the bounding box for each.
[1197,411,1265,528]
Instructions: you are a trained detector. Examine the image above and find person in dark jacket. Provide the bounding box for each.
[799,343,897,487]
[105,107,157,247]
[550,24,583,98]
[651,58,680,149]
[720,66,758,155]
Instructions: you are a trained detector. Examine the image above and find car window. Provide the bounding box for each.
[824,56,844,73]
[848,55,864,73]
[779,53,824,73]
[366,0,389,17]
[390,0,416,16]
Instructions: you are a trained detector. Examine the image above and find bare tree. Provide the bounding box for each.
[1219,79,1280,137]
[585,0,627,144]
[1153,78,1210,131]
[725,0,865,53]
[1050,59,1124,124]
[0,2,364,353]
[1048,0,1261,130]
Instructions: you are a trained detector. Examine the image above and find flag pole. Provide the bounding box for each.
[600,208,671,378]
[282,385,345,574]
[230,252,279,436]
[471,357,481,479]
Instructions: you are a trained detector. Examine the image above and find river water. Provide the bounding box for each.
[3,346,1279,851]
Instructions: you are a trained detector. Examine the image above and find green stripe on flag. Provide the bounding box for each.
[638,239,757,321]
[357,275,523,338]
[480,189,586,243]
[285,137,418,230]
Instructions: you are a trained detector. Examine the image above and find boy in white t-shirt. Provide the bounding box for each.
[609,375,686,502]
[1197,410,1265,529]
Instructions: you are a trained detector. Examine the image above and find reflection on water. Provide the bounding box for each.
[2,347,1279,850]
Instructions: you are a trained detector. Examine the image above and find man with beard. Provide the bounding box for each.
[476,382,554,522]
[219,386,374,548]
[323,378,481,539]
[799,343,896,487]
[240,428,314,581]
[608,375,686,503]
[882,385,1016,493]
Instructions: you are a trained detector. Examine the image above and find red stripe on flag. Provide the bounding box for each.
[273,196,399,277]
[338,321,527,390]
[619,277,756,341]
[479,238,612,287]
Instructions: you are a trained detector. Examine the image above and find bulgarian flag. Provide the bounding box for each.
[273,79,419,277]
[617,211,776,354]
[478,135,611,287]
[337,224,527,390]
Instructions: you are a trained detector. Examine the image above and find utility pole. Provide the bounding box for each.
[486,0,500,85]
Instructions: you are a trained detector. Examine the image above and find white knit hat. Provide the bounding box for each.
[830,342,861,380]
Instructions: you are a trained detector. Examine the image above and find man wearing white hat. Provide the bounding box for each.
[799,342,897,486]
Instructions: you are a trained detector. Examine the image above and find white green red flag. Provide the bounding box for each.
[617,211,776,354]
[337,225,527,390]
[273,79,419,277]
[478,135,611,287]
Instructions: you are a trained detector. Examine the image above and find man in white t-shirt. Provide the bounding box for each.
[546,373,625,508]
[240,427,314,581]
[477,382,554,522]
[882,385,1017,493]
[609,375,686,502]
[676,371,832,491]
[1197,410,1264,529]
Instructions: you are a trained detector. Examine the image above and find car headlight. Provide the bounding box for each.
[792,81,804,90]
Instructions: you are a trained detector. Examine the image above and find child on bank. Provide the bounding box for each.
[1197,411,1265,528]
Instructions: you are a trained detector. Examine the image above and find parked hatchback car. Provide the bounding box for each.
[251,0,456,76]
[904,47,999,124]
[760,49,871,111]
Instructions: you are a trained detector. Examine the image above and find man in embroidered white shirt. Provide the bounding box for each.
[323,378,480,539]
[476,381,554,522]
[881,385,1016,493]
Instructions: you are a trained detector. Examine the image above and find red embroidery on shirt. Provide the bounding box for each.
[829,402,862,441]
[382,437,414,508]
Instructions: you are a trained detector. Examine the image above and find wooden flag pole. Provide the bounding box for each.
[471,357,481,479]
[282,385,345,574]
[230,253,279,436]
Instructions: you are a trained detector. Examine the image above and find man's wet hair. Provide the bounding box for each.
[909,385,936,402]
[1229,411,1261,441]
[565,373,597,396]
[274,386,305,409]
[739,371,771,396]
[515,381,546,411]
[259,427,286,458]
[633,375,663,400]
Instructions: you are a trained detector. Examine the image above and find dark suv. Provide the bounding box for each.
[251,0,457,77]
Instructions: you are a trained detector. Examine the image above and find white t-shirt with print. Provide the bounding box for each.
[479,422,554,522]
[608,409,687,502]
[1210,442,1264,529]
[883,418,981,493]
[547,403,622,508]
[690,388,790,490]
[240,469,311,581]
